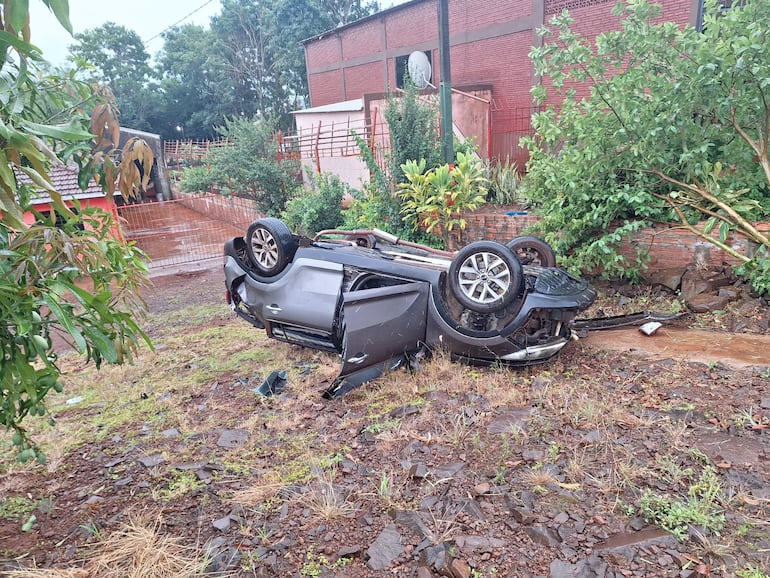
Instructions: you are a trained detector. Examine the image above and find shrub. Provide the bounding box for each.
[282,172,352,235]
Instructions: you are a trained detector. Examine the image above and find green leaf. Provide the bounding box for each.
[44,0,72,34]
[18,120,93,141]
[6,0,30,34]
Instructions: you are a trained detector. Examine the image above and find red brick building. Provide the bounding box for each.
[302,0,701,165]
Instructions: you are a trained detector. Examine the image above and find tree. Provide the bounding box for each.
[522,0,770,292]
[179,116,299,216]
[155,24,235,140]
[68,22,159,132]
[1,1,153,460]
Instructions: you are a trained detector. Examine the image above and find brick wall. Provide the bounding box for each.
[455,208,769,271]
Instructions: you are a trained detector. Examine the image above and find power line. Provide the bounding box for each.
[143,0,217,45]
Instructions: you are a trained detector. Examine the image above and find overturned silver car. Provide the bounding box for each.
[224,218,597,397]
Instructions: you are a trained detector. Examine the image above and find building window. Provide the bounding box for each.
[395,51,432,89]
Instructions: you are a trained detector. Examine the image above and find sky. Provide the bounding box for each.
[28,0,223,65]
[29,0,407,66]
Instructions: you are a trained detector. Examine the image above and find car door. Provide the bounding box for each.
[338,281,429,380]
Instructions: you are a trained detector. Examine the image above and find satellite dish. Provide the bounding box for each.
[407,51,433,89]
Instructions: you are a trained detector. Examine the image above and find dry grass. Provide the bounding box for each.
[6,512,210,578]
[84,513,210,578]
[297,468,359,520]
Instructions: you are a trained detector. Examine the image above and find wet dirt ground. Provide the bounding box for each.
[119,201,243,269]
[2,262,769,578]
[582,326,770,369]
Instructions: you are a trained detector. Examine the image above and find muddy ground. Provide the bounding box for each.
[1,262,769,578]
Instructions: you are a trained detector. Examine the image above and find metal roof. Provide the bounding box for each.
[16,163,119,205]
[291,98,364,114]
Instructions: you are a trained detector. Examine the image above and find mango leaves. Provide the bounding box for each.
[0,0,154,459]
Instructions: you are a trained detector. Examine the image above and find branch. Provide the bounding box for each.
[651,192,750,264]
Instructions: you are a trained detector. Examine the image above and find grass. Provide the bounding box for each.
[1,280,768,575]
[5,513,209,578]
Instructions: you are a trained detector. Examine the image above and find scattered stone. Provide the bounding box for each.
[216,429,249,448]
[473,482,491,496]
[389,404,421,418]
[212,516,231,531]
[366,524,404,571]
[681,267,731,302]
[524,525,561,548]
[687,292,730,313]
[161,428,182,437]
[416,566,434,578]
[550,554,608,578]
[487,407,531,434]
[761,398,770,410]
[390,510,432,540]
[645,268,684,291]
[137,454,165,468]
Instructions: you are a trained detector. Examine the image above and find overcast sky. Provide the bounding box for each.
[29,0,223,65]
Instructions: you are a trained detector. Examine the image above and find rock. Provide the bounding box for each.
[212,516,231,531]
[389,404,421,418]
[216,429,249,448]
[447,558,471,578]
[760,398,770,410]
[686,292,730,313]
[681,267,731,301]
[416,567,434,578]
[137,454,165,467]
[366,524,404,570]
[473,482,491,495]
[487,407,531,434]
[645,268,684,291]
[524,525,561,548]
[161,427,182,437]
[390,510,432,540]
[454,534,506,550]
[550,554,608,578]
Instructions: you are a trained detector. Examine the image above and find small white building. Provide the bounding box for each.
[290,99,370,190]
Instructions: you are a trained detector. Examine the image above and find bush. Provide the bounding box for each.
[522,0,770,291]
[282,172,352,235]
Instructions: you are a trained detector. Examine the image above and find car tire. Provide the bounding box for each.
[506,236,556,267]
[449,241,522,313]
[245,218,297,276]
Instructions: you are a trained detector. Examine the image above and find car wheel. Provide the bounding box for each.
[506,236,556,267]
[245,218,297,276]
[449,241,522,313]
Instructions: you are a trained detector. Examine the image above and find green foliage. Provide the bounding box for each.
[485,157,522,205]
[1,5,152,460]
[399,152,488,245]
[522,0,770,290]
[639,466,725,541]
[177,165,217,194]
[69,22,159,133]
[1,208,151,462]
[182,116,300,216]
[384,81,442,184]
[282,172,351,235]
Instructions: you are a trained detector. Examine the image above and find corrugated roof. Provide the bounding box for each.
[291,98,364,114]
[16,163,118,205]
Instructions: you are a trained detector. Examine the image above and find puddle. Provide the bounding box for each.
[581,327,770,368]
[119,202,244,268]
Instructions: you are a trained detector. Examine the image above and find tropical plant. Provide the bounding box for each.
[523,0,770,292]
[1,0,154,460]
[385,81,442,184]
[399,151,488,246]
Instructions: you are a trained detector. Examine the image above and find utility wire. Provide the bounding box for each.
[143,0,217,44]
